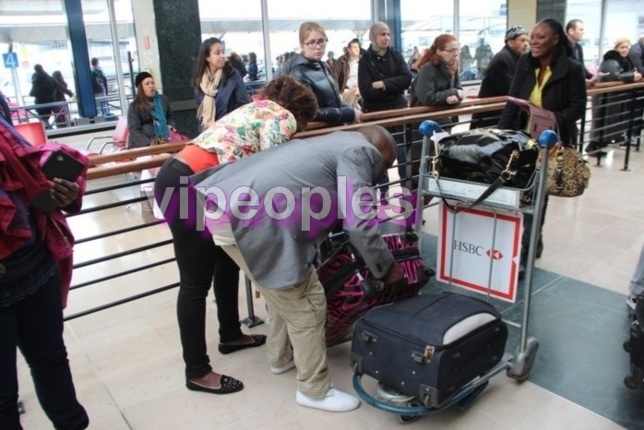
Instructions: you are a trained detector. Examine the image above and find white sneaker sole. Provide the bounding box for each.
[270,360,295,374]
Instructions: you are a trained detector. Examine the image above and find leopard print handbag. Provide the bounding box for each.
[546,146,591,197]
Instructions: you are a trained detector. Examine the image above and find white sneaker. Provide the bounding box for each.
[270,359,296,374]
[296,388,361,412]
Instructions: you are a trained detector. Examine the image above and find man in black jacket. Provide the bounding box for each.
[470,25,529,128]
[566,19,594,84]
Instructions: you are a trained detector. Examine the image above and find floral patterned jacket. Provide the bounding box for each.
[191,99,297,162]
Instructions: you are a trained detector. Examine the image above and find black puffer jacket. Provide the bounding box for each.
[286,54,355,124]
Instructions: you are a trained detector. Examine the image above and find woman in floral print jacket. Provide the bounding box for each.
[153,75,318,395]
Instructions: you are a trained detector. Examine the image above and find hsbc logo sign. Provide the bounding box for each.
[453,240,503,260]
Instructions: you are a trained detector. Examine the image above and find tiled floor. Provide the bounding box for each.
[16,139,644,429]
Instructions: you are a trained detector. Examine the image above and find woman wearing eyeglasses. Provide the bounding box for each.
[410,33,465,131]
[285,21,361,125]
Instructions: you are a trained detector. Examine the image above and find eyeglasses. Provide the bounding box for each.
[304,38,328,48]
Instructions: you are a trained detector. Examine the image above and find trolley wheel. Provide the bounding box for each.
[624,340,632,353]
[624,376,638,389]
[397,414,420,424]
[507,337,539,382]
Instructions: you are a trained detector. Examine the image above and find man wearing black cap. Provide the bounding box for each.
[470,25,529,128]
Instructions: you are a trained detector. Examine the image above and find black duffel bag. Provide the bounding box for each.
[434,129,538,189]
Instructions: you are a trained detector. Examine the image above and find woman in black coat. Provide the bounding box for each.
[498,20,586,148]
[358,21,412,113]
[28,64,56,126]
[587,38,642,152]
[498,18,587,278]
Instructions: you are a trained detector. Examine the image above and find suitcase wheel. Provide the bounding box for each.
[623,340,631,353]
[397,415,420,424]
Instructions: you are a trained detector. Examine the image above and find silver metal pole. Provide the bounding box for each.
[260,0,273,81]
[106,0,128,115]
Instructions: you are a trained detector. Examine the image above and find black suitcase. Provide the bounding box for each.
[351,292,508,409]
[624,295,644,389]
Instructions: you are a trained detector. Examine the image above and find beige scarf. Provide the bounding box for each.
[197,68,222,129]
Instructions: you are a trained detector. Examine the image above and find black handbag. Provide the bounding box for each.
[430,129,539,211]
[435,129,538,188]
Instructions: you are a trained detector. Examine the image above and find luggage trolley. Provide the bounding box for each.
[351,120,559,424]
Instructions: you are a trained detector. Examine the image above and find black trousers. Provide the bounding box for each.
[0,273,88,430]
[154,158,242,379]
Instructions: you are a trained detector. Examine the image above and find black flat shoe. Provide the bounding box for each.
[218,334,267,355]
[186,375,244,394]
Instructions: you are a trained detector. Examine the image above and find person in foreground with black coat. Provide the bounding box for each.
[498,18,587,279]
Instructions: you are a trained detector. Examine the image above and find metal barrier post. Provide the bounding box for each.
[242,276,264,327]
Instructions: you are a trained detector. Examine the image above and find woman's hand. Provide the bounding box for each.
[353,108,363,123]
[49,178,79,208]
[446,95,459,105]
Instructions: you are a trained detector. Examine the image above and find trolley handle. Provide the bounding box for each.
[360,278,386,297]
[360,276,408,298]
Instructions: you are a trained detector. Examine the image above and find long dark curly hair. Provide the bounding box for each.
[258,75,319,130]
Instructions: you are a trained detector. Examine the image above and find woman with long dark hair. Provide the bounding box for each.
[192,37,250,132]
[498,18,587,278]
[127,72,175,147]
[51,71,73,128]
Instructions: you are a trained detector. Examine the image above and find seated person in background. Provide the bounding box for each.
[153,75,318,396]
[410,34,464,132]
[587,38,642,152]
[193,125,404,412]
[127,72,176,148]
[470,25,529,129]
[286,21,361,125]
